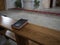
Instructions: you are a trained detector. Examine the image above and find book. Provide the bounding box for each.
[11,19,28,30]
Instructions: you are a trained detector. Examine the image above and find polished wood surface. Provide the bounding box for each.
[15,34,29,45]
[0,16,60,45]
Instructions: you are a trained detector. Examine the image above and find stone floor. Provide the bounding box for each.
[0,9,60,45]
[0,10,60,31]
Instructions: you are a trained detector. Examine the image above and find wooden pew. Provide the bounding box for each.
[0,16,60,45]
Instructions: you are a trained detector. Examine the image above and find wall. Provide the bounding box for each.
[42,0,50,8]
[23,0,51,10]
[23,0,42,10]
[5,0,51,10]
[53,0,56,8]
[6,0,16,10]
[23,0,34,10]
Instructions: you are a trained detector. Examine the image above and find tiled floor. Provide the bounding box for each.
[0,10,60,31]
[39,7,60,13]
[0,9,60,45]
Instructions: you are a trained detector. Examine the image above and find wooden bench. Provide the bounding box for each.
[0,16,60,45]
[0,27,38,45]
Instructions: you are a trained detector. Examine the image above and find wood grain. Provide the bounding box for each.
[0,0,5,10]
[15,34,29,45]
[0,16,60,45]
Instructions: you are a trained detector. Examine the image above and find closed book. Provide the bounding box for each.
[11,19,28,30]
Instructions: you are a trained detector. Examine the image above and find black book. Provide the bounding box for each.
[11,19,28,30]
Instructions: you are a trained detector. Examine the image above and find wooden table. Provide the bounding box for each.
[0,16,60,45]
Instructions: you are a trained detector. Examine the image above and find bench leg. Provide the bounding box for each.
[15,34,29,45]
[0,30,9,40]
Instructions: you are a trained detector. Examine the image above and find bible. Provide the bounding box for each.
[11,19,28,30]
